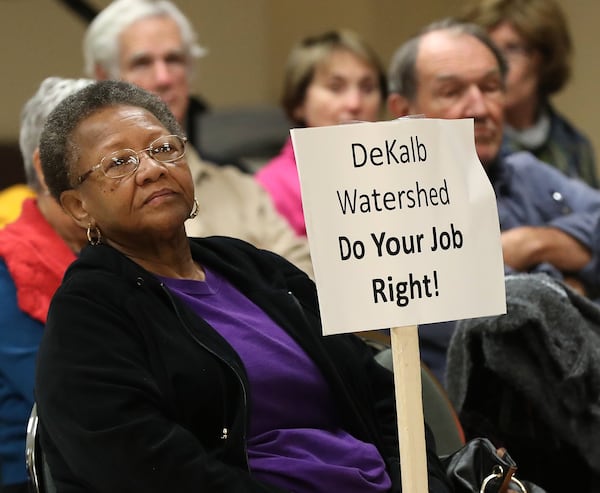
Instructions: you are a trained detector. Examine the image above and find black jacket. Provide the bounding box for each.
[36,237,450,492]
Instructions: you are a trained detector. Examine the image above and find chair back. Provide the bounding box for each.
[374,347,465,455]
[26,403,56,493]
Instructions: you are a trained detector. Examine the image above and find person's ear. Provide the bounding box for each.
[94,64,110,81]
[32,148,49,193]
[60,189,91,229]
[387,93,412,118]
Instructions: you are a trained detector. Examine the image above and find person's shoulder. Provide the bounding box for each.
[190,154,271,202]
[195,155,256,183]
[500,150,599,198]
[256,141,298,196]
[501,150,566,178]
[190,235,280,265]
[548,105,593,144]
[191,235,255,251]
[257,138,294,170]
[256,154,294,185]
[187,144,253,180]
[207,161,254,180]
[63,245,150,292]
[501,149,544,166]
[190,236,308,283]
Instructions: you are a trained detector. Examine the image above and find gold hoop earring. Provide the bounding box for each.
[86,224,102,246]
[188,198,199,219]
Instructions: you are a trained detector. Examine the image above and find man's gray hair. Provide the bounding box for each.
[19,77,94,192]
[388,18,508,100]
[83,0,206,79]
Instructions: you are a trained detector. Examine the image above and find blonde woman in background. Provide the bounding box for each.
[256,30,387,236]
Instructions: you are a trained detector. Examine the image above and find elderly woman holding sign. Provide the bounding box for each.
[35,80,451,493]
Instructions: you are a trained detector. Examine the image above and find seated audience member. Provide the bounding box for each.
[35,80,452,493]
[462,0,598,187]
[0,77,91,493]
[83,0,313,277]
[256,29,387,236]
[387,18,600,381]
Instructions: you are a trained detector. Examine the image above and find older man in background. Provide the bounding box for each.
[387,18,600,379]
[83,0,313,277]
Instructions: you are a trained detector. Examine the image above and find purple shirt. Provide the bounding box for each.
[159,267,391,493]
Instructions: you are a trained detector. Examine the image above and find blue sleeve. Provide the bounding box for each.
[538,170,600,290]
[506,154,600,290]
[0,260,44,404]
[0,260,44,484]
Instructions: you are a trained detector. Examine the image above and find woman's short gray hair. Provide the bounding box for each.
[83,0,206,79]
[40,80,184,201]
[19,77,94,192]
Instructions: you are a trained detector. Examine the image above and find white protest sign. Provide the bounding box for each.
[291,118,506,335]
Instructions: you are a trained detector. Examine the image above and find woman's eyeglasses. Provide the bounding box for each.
[77,134,187,185]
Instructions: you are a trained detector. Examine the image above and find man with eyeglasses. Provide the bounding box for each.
[83,0,313,278]
[386,18,600,380]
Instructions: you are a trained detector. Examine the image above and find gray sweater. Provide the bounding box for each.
[446,273,600,474]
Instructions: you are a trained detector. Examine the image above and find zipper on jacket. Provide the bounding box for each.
[159,283,251,470]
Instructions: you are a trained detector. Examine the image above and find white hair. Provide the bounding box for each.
[19,77,94,191]
[83,0,206,79]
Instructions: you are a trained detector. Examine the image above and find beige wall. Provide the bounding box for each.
[2,0,599,161]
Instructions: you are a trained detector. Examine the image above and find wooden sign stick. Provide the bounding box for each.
[390,325,428,493]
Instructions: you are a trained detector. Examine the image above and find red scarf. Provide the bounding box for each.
[0,199,76,323]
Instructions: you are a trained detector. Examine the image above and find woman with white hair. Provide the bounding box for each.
[0,77,92,492]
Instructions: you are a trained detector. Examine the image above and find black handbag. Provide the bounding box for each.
[441,438,528,493]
